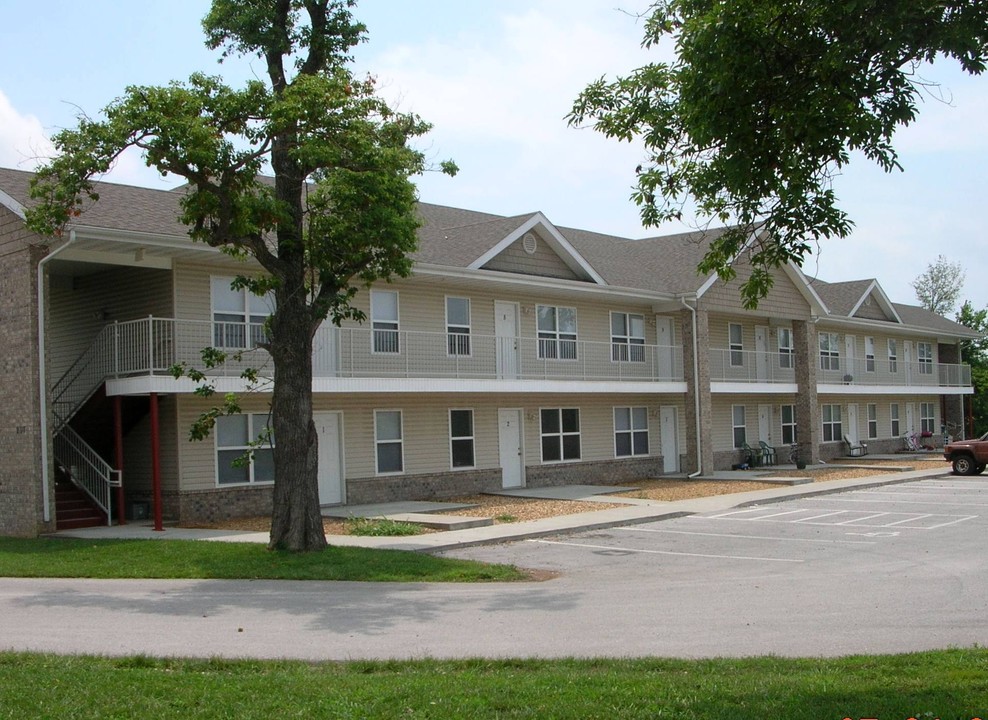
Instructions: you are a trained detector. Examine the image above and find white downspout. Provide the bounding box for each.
[37,229,77,523]
[680,295,703,478]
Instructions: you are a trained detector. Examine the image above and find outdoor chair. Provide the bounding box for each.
[741,442,762,467]
[843,434,868,457]
[758,441,777,465]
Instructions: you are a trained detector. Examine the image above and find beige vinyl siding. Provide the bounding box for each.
[123,395,180,497]
[482,231,582,280]
[701,261,810,320]
[852,293,894,321]
[48,266,173,381]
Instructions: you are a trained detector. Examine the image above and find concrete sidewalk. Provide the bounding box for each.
[53,462,950,552]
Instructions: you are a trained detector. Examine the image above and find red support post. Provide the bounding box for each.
[113,395,126,525]
[150,392,163,532]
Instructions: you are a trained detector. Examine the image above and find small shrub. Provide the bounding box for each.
[345,517,423,537]
[494,513,518,523]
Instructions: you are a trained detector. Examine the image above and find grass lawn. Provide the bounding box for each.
[0,536,523,582]
[0,650,985,718]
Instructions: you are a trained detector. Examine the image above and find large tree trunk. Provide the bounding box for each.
[267,282,327,552]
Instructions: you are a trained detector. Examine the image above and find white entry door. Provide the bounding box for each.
[655,316,674,380]
[904,341,913,384]
[758,404,772,444]
[755,326,769,381]
[845,335,856,378]
[498,408,524,488]
[312,322,338,377]
[846,403,859,444]
[313,412,344,505]
[659,406,679,473]
[905,403,915,434]
[495,301,519,379]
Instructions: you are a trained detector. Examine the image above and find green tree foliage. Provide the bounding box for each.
[26,0,455,552]
[957,300,988,435]
[912,255,964,316]
[569,0,988,308]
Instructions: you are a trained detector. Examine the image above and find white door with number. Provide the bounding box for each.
[498,408,524,488]
[314,412,344,505]
[660,406,679,473]
[495,302,519,379]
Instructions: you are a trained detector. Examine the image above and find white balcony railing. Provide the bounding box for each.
[93,317,686,384]
[710,349,797,384]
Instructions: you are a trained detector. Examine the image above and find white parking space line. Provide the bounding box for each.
[833,512,892,526]
[925,515,979,529]
[880,514,933,527]
[827,495,988,508]
[615,527,876,545]
[791,510,851,523]
[528,539,804,563]
[698,507,977,530]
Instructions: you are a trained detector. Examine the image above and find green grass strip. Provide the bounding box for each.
[0,650,985,719]
[0,536,522,582]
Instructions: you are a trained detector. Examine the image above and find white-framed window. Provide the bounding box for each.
[215,413,274,485]
[537,305,577,360]
[611,312,646,362]
[371,290,400,354]
[210,276,273,349]
[446,296,471,357]
[819,332,840,371]
[890,403,901,436]
[865,337,876,373]
[732,405,746,448]
[822,404,842,442]
[867,403,878,439]
[614,407,649,457]
[888,339,898,373]
[781,404,797,445]
[918,342,933,375]
[449,409,475,469]
[920,402,935,434]
[778,327,794,369]
[374,410,404,474]
[541,408,581,462]
[729,323,744,366]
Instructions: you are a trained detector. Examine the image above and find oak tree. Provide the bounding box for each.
[912,254,964,316]
[26,0,454,551]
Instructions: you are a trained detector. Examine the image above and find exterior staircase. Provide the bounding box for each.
[55,477,107,530]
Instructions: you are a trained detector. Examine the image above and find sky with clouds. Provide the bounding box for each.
[1,0,985,312]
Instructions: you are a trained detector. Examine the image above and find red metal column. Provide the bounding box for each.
[150,392,163,532]
[113,395,126,526]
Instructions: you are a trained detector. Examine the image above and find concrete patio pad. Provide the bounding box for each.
[487,485,639,501]
[321,500,478,518]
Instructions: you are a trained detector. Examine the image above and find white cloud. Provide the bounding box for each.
[0,90,54,170]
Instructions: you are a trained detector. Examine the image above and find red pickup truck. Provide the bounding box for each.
[943,432,988,475]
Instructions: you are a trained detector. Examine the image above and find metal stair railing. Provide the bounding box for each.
[50,324,116,433]
[53,426,122,526]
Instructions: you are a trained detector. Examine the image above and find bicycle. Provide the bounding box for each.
[903,432,921,451]
[787,443,799,465]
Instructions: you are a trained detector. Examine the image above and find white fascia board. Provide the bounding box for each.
[466,213,607,285]
[846,280,903,324]
[711,382,799,394]
[60,247,174,271]
[784,262,830,316]
[695,227,761,299]
[817,383,972,396]
[72,224,216,253]
[816,314,980,341]
[0,188,26,220]
[312,377,688,395]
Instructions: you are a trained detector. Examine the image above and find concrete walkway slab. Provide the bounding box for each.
[488,485,638,500]
[382,513,493,530]
[322,500,478,518]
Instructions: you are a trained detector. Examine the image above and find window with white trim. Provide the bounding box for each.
[729,323,744,366]
[888,339,898,373]
[374,410,404,474]
[541,408,581,462]
[781,404,797,445]
[371,290,400,353]
[215,413,274,485]
[446,297,471,356]
[867,403,878,439]
[732,405,746,448]
[614,407,649,457]
[918,342,933,375]
[865,337,876,373]
[920,402,935,434]
[611,312,645,362]
[819,332,840,371]
[449,409,475,469]
[890,403,900,436]
[778,327,794,369]
[822,404,842,442]
[211,276,273,349]
[537,305,577,360]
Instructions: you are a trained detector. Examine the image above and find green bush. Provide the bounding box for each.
[345,517,423,536]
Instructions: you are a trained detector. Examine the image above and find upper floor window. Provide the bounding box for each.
[215,413,274,485]
[611,312,645,362]
[211,276,273,349]
[777,327,794,369]
[819,332,840,371]
[781,404,797,445]
[729,323,744,366]
[446,297,471,357]
[888,339,898,373]
[371,290,400,354]
[537,305,577,360]
[541,408,581,462]
[918,342,933,375]
[614,407,649,457]
[865,337,876,373]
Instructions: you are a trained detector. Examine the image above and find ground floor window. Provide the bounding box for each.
[780,404,797,445]
[890,403,900,436]
[215,413,274,485]
[449,409,475,468]
[614,407,649,457]
[920,402,935,435]
[541,408,581,462]
[375,410,404,474]
[867,404,878,439]
[822,404,842,442]
[732,405,746,448]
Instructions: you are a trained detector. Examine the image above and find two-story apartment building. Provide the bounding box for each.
[0,167,976,535]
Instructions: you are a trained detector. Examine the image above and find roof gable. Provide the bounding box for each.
[848,281,902,323]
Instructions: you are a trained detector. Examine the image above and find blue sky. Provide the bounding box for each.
[2,0,986,312]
